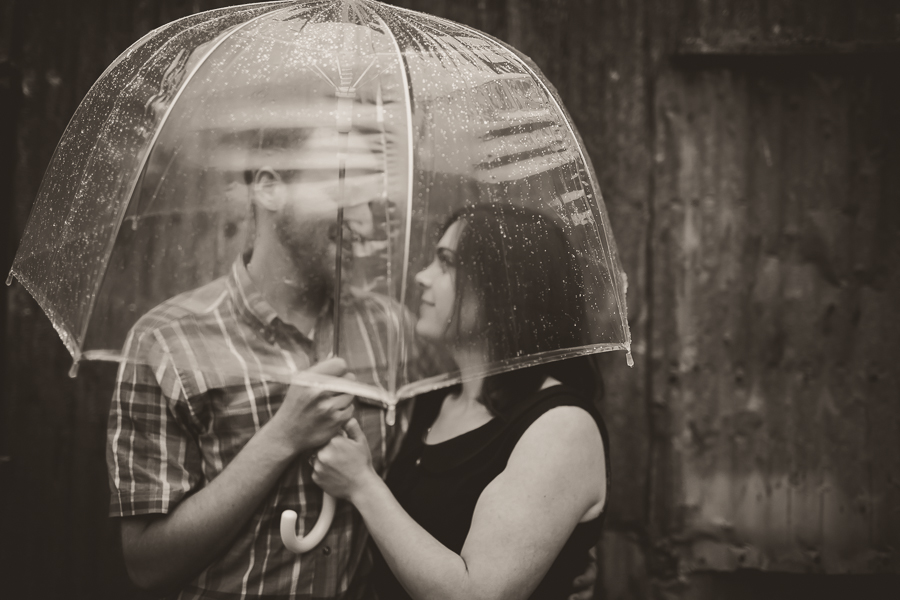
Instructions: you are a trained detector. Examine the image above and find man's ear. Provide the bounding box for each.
[250,167,285,212]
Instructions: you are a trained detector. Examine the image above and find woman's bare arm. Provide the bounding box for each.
[315,406,606,600]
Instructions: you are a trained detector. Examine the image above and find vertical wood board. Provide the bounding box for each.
[652,60,900,573]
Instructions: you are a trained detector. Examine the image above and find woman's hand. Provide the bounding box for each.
[311,418,379,501]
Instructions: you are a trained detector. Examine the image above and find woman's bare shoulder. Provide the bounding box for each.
[514,404,603,461]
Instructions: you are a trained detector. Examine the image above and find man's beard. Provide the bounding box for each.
[274,210,334,308]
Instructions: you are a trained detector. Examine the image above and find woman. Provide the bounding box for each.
[313,204,610,600]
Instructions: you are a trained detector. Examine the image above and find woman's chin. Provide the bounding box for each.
[414,321,443,343]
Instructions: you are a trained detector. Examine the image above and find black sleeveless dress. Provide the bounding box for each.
[369,385,610,600]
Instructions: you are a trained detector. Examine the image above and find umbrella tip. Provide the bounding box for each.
[68,360,80,378]
[5,271,14,287]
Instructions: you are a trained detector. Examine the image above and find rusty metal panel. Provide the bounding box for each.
[651,61,900,574]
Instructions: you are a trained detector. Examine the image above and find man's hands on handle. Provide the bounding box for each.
[120,358,354,591]
[268,358,355,455]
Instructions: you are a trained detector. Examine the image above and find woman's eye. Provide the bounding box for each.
[436,251,455,272]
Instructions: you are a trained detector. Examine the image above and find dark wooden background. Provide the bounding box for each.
[2,1,899,598]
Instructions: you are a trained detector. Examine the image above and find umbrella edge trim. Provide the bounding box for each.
[7,268,82,363]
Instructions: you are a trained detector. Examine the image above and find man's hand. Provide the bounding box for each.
[569,544,598,600]
[267,357,355,456]
[119,356,356,591]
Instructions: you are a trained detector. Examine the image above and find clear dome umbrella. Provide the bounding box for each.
[7,0,631,554]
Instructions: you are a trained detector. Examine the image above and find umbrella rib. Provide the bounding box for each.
[19,7,252,362]
[76,4,296,360]
[447,20,633,359]
[311,63,338,88]
[367,5,415,301]
[367,1,415,401]
[350,56,378,88]
[376,3,632,364]
[86,2,275,102]
[130,147,180,228]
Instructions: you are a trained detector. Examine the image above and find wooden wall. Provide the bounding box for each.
[2,1,899,598]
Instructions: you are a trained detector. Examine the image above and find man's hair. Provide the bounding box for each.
[227,127,317,186]
[440,203,598,417]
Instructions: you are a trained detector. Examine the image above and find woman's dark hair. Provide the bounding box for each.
[441,203,599,417]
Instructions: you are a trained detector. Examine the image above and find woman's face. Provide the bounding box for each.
[414,220,475,343]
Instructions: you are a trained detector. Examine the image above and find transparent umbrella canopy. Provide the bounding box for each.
[9,0,631,550]
[9,0,631,401]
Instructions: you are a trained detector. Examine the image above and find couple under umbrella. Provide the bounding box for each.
[9,2,630,598]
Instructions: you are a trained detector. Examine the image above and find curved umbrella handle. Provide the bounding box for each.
[280,492,336,553]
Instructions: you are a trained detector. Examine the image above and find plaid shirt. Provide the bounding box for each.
[107,256,418,599]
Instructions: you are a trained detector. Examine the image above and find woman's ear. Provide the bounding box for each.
[250,167,285,212]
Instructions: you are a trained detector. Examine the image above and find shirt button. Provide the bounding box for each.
[415,458,422,466]
[322,546,332,556]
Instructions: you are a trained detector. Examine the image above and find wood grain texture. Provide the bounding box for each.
[648,0,900,586]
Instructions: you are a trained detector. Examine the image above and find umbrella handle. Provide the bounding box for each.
[280,492,336,553]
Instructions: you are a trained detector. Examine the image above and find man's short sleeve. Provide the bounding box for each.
[107,327,204,517]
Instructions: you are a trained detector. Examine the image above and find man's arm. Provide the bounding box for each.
[118,358,354,591]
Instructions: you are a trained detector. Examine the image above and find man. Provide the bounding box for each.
[108,116,423,598]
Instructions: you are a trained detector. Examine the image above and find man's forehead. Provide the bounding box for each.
[298,126,384,157]
[210,124,386,173]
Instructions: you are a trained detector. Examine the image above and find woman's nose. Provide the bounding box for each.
[415,263,434,288]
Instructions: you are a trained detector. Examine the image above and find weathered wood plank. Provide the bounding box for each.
[676,38,900,56]
[653,56,900,577]
[680,0,900,44]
